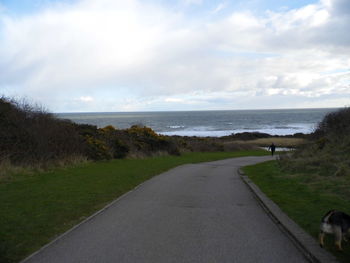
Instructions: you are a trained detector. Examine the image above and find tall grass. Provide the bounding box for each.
[224,137,306,148]
[280,107,350,177]
[249,137,306,148]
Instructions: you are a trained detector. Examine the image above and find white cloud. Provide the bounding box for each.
[181,0,203,6]
[164,97,185,103]
[0,0,349,112]
[78,96,94,102]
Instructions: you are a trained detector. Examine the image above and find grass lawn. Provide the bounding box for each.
[243,160,350,263]
[0,150,266,263]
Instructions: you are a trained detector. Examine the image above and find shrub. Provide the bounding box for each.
[280,107,350,177]
[0,97,85,165]
[98,125,129,159]
[313,107,350,139]
[85,136,113,160]
[74,123,99,137]
[111,139,129,158]
[125,125,180,156]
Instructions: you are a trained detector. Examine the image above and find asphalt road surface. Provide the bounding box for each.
[24,156,308,263]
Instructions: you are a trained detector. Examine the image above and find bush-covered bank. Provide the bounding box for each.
[0,97,86,165]
[1,96,263,176]
[243,161,350,262]
[0,96,180,165]
[280,107,350,178]
[0,150,267,263]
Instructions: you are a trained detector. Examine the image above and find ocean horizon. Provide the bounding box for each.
[57,108,339,137]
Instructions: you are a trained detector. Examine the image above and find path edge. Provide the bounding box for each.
[20,187,137,263]
[20,164,188,263]
[238,168,338,263]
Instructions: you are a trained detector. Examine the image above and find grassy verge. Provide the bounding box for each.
[0,150,266,263]
[243,161,350,263]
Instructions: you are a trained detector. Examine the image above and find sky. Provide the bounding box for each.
[0,0,349,112]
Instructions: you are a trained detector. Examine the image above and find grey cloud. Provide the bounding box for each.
[270,1,350,52]
[329,0,350,16]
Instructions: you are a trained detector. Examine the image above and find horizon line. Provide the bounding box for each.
[55,107,342,114]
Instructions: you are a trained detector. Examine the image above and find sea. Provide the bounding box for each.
[57,108,338,137]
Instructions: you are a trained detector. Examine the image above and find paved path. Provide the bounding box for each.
[24,156,308,263]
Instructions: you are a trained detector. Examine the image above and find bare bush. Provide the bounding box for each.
[313,107,350,139]
[0,96,86,165]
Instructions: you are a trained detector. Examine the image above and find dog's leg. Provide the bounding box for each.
[319,231,325,248]
[344,229,350,243]
[334,226,343,251]
[343,233,348,242]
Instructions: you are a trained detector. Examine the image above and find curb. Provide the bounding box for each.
[238,168,338,263]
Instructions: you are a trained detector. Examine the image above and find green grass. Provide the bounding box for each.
[0,150,266,263]
[243,161,350,263]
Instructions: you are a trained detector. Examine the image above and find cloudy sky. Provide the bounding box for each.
[0,0,349,112]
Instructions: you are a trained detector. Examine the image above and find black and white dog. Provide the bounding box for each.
[319,210,350,251]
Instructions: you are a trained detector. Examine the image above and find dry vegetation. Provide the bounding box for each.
[0,98,85,163]
[280,107,350,178]
[221,137,306,149]
[219,131,308,149]
[247,137,306,148]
